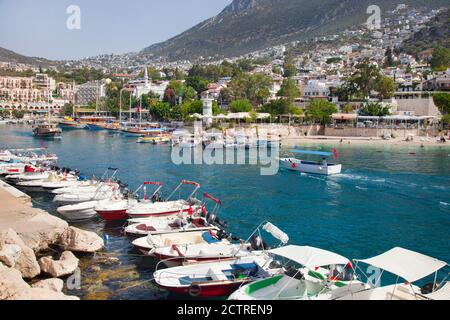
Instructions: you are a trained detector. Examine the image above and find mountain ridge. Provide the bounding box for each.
[143,0,449,61]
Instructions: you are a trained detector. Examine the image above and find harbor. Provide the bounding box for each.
[1,124,449,300]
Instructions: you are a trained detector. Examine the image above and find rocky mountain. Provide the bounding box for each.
[401,8,450,54]
[143,0,448,61]
[0,47,54,67]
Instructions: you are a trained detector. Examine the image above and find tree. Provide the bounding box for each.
[430,46,450,71]
[306,100,338,124]
[359,102,391,116]
[62,103,74,116]
[185,76,208,96]
[12,110,25,119]
[283,55,297,77]
[342,103,355,114]
[262,99,302,116]
[228,73,273,106]
[230,99,253,113]
[433,93,450,115]
[150,102,172,121]
[375,75,396,99]
[349,60,380,98]
[277,78,300,104]
[336,81,359,101]
[384,47,395,67]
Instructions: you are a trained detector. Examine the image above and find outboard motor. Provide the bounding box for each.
[250,235,268,251]
[205,212,228,229]
[216,229,231,241]
[284,267,304,280]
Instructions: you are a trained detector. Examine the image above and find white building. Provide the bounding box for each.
[133,67,169,100]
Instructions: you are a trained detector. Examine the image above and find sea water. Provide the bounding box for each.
[1,125,449,299]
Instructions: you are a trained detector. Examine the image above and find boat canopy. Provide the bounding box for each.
[263,222,289,244]
[290,149,333,157]
[269,245,350,268]
[357,247,447,283]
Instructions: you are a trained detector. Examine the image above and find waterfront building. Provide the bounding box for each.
[75,80,106,106]
[131,67,169,99]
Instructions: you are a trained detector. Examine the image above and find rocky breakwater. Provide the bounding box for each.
[0,181,104,300]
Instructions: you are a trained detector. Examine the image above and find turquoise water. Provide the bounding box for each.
[1,125,449,299]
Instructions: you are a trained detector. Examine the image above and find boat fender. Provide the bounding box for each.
[188,284,202,297]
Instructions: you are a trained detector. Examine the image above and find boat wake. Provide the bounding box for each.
[355,186,368,191]
[439,202,450,207]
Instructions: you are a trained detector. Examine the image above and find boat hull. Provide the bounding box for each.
[159,281,248,298]
[96,209,128,221]
[280,158,342,175]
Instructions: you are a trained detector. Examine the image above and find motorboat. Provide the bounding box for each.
[137,135,171,144]
[93,181,155,221]
[52,183,116,204]
[125,216,218,237]
[57,200,99,221]
[228,245,367,300]
[132,230,226,255]
[337,247,450,300]
[125,192,224,237]
[51,167,119,194]
[17,171,77,189]
[94,198,138,221]
[6,165,50,183]
[58,117,87,130]
[126,180,202,219]
[152,221,288,268]
[279,149,342,176]
[153,254,281,298]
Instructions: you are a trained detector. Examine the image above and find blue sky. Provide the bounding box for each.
[0,0,231,60]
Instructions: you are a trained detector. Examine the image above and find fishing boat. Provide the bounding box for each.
[279,149,342,175]
[126,180,202,219]
[32,122,62,138]
[153,254,281,298]
[228,245,367,300]
[337,247,450,300]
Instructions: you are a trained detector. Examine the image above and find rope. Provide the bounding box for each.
[115,278,155,292]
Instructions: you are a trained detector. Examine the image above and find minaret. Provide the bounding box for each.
[144,66,149,86]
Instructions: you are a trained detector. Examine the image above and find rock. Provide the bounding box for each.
[58,227,104,253]
[24,288,80,300]
[39,251,79,278]
[31,278,64,292]
[0,229,40,278]
[0,263,30,300]
[0,244,22,267]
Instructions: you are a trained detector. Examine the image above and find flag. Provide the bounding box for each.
[137,103,141,113]
[291,162,297,169]
[333,148,339,159]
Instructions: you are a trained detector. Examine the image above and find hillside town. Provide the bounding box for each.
[0,5,449,139]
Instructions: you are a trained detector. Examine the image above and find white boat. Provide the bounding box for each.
[0,150,13,162]
[125,192,223,236]
[337,247,450,300]
[57,200,99,221]
[52,183,116,204]
[57,196,125,222]
[95,198,138,221]
[126,180,201,219]
[125,216,218,237]
[153,254,281,298]
[228,245,367,300]
[279,149,342,176]
[17,172,77,189]
[6,169,50,182]
[152,221,288,268]
[132,230,225,255]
